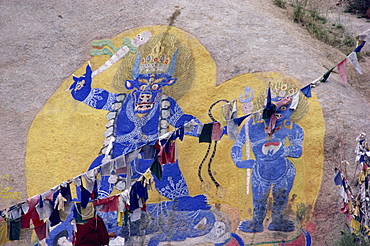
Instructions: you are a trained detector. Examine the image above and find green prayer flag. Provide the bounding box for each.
[320,66,335,82]
[150,156,162,181]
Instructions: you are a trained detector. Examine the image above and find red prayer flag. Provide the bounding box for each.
[211,122,222,141]
[337,58,347,83]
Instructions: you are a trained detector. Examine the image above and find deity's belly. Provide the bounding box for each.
[253,142,287,180]
[252,140,288,180]
[258,158,288,180]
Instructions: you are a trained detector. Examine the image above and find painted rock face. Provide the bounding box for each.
[26,26,324,246]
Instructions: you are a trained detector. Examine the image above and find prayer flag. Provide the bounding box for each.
[338,185,346,200]
[262,85,276,119]
[199,123,213,143]
[266,113,277,136]
[334,171,342,185]
[266,85,272,109]
[337,58,347,83]
[226,120,238,141]
[310,76,322,87]
[300,84,312,98]
[231,100,238,119]
[350,219,361,235]
[347,52,363,74]
[233,114,250,126]
[354,41,366,53]
[150,156,162,181]
[115,155,126,169]
[290,92,299,110]
[211,122,223,141]
[357,29,370,42]
[126,163,132,188]
[320,66,335,82]
[222,102,233,120]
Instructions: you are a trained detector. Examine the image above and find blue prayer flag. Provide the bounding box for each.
[266,85,272,110]
[262,85,276,119]
[354,41,366,53]
[333,171,342,185]
[233,114,250,126]
[300,84,312,98]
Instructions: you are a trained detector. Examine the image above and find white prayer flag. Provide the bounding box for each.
[357,29,370,42]
[347,52,363,75]
[290,92,300,110]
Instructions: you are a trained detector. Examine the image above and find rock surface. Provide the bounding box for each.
[0,0,369,245]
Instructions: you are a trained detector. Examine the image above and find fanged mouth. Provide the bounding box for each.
[135,103,154,111]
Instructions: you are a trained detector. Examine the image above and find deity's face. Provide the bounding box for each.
[125,73,177,113]
[241,102,253,115]
[131,31,152,47]
[272,97,293,123]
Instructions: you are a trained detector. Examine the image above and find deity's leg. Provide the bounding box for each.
[153,161,189,200]
[239,172,270,233]
[268,162,296,232]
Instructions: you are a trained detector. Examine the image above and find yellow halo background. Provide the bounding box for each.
[25,26,325,241]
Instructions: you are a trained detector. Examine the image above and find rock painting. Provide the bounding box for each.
[232,83,307,233]
[68,32,229,246]
[25,26,325,246]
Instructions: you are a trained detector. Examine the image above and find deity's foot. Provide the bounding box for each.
[238,220,264,233]
[268,219,295,232]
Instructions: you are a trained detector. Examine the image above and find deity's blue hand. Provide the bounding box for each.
[69,64,93,102]
[283,145,302,158]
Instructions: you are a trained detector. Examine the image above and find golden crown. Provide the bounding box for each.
[139,44,171,74]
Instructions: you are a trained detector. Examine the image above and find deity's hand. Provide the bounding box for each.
[69,64,93,102]
[236,159,256,169]
[283,144,302,158]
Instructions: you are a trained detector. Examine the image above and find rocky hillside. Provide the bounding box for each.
[0,0,369,245]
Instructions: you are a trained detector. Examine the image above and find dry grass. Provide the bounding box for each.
[280,0,358,54]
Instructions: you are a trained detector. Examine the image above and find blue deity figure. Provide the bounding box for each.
[67,33,237,245]
[69,45,198,199]
[231,82,306,233]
